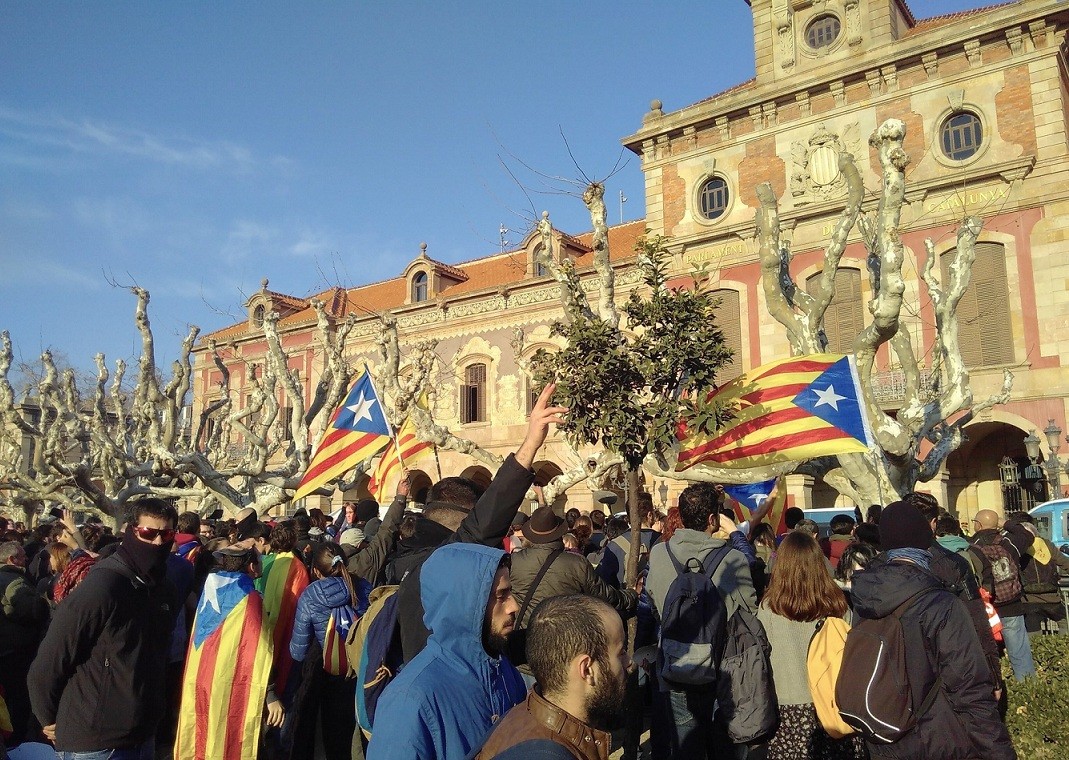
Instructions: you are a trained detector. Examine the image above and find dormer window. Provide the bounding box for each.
[252,304,266,327]
[412,271,428,302]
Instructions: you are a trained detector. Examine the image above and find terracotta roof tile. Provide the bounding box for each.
[197,219,648,346]
[906,2,1016,35]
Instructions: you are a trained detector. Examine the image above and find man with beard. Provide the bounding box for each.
[367,544,526,760]
[476,595,628,760]
[28,498,179,759]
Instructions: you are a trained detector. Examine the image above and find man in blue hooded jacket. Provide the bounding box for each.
[367,543,527,760]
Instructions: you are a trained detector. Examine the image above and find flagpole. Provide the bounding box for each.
[432,444,443,481]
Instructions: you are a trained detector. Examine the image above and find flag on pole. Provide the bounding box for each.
[292,369,392,502]
[367,414,434,501]
[677,354,873,471]
[723,479,791,534]
[174,571,273,760]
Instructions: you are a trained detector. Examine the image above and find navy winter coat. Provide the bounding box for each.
[289,575,371,663]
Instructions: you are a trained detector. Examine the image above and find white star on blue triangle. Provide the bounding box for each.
[791,356,870,445]
[332,372,390,436]
[723,479,778,512]
[193,571,255,648]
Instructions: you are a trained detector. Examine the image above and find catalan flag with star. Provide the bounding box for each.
[292,368,392,502]
[724,479,791,534]
[676,354,874,471]
[174,571,273,760]
[367,412,434,502]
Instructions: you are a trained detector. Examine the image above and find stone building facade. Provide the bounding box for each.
[193,0,1069,519]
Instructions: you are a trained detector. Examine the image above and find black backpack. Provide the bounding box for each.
[657,544,730,688]
[835,589,940,744]
[717,604,778,743]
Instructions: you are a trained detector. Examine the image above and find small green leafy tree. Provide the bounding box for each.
[532,229,735,594]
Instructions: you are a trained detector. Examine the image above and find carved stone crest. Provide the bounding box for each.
[789,123,862,204]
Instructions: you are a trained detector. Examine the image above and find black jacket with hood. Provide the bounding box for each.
[27,553,178,752]
[850,558,1016,760]
[392,453,534,662]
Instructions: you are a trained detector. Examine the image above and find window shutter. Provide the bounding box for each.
[941,243,1013,367]
[807,269,864,354]
[712,289,743,381]
[463,364,487,423]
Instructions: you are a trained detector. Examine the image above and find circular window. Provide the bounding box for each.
[806,15,841,49]
[940,112,983,161]
[698,177,730,221]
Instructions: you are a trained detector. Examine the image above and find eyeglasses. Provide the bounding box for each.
[134,526,176,542]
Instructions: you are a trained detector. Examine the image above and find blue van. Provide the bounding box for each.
[1029,498,1069,552]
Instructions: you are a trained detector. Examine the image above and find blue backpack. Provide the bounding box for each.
[348,585,404,738]
[657,544,730,688]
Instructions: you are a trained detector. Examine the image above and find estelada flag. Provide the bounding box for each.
[175,571,273,760]
[723,479,791,535]
[367,414,434,502]
[255,551,309,695]
[677,354,874,471]
[292,369,392,502]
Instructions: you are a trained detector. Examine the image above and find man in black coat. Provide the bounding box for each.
[28,498,179,758]
[850,500,1015,760]
[390,383,566,662]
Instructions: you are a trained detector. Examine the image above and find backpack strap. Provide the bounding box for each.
[702,545,733,579]
[517,549,563,624]
[664,543,687,575]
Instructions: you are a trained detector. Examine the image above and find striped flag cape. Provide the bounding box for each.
[676,353,874,471]
[292,369,392,502]
[175,571,273,760]
[367,413,434,502]
[255,551,309,695]
[723,479,791,535]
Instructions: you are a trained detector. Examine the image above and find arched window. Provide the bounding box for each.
[461,363,487,423]
[806,269,865,354]
[252,304,266,327]
[412,272,428,302]
[712,289,743,382]
[940,243,1014,367]
[533,245,549,277]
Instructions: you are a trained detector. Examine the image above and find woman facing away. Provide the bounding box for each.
[289,542,371,760]
[754,531,866,760]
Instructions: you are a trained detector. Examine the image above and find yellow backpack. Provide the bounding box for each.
[807,616,855,739]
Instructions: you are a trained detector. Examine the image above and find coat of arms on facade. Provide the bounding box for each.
[789,123,862,204]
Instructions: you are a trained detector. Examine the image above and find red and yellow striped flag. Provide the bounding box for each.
[293,369,392,502]
[255,551,309,695]
[367,414,434,501]
[175,572,273,760]
[677,354,873,471]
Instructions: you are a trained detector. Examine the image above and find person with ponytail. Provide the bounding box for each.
[289,542,372,760]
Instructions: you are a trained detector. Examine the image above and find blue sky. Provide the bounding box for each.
[1,0,990,379]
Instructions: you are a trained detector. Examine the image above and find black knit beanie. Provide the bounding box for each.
[879,500,934,550]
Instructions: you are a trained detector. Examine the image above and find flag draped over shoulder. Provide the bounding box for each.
[676,353,874,471]
[292,369,392,502]
[367,414,433,502]
[255,551,309,695]
[724,479,791,535]
[175,571,272,760]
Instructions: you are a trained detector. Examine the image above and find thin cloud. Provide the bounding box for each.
[0,104,290,174]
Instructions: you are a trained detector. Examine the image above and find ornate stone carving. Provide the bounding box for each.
[796,91,811,116]
[1029,20,1049,47]
[789,123,862,204]
[1006,27,1023,55]
[831,81,846,108]
[866,70,882,96]
[845,1,862,46]
[773,0,795,69]
[494,374,523,425]
[881,65,897,91]
[964,39,982,68]
[763,102,777,127]
[749,106,763,131]
[715,116,730,141]
[922,52,938,77]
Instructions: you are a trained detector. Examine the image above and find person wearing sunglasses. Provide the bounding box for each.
[28,498,180,760]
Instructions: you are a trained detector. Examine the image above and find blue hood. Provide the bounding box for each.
[421,542,505,666]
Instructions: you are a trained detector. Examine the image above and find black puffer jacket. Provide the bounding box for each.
[850,558,1016,760]
[393,453,534,661]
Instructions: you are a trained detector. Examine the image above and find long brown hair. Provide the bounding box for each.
[762,531,847,621]
[572,515,593,549]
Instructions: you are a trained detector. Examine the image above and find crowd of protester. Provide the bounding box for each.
[1,386,1067,759]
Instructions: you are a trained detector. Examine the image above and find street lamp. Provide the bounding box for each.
[1041,419,1067,499]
